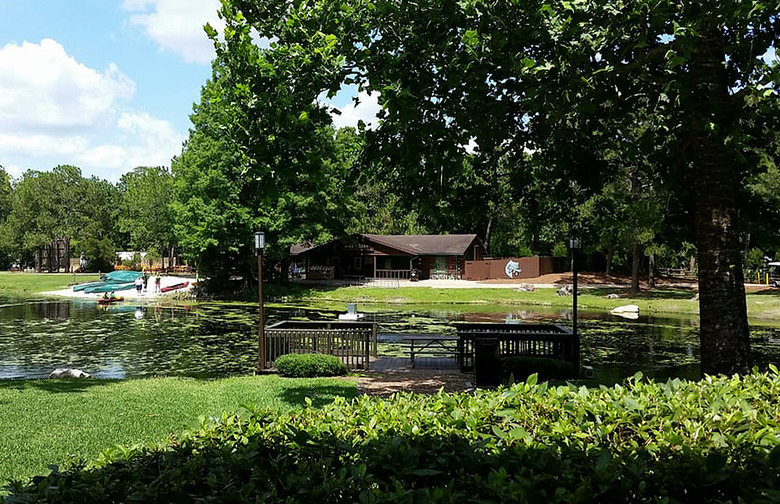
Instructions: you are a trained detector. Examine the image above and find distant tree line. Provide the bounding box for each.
[0,164,175,273]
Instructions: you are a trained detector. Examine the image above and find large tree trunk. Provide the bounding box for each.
[689,18,750,375]
[648,252,655,288]
[605,244,614,277]
[484,216,492,256]
[631,242,641,294]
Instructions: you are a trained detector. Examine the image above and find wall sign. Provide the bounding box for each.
[505,260,522,278]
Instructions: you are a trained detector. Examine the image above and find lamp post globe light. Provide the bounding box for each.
[255,231,266,372]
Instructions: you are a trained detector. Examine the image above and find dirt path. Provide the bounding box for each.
[358,370,474,396]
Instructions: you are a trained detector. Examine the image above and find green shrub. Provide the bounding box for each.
[551,241,569,258]
[7,369,780,503]
[275,353,347,378]
[501,355,575,382]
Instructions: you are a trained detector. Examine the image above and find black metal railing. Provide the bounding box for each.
[454,322,579,374]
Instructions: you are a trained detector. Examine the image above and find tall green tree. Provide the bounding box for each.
[213,0,778,373]
[118,166,176,267]
[172,75,349,284]
[576,1,779,374]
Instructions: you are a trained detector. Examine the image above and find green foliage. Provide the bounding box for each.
[117,166,175,256]
[745,247,766,276]
[171,75,350,284]
[8,369,780,503]
[516,245,533,258]
[208,0,780,371]
[120,252,143,271]
[501,356,575,382]
[79,237,115,273]
[551,242,569,258]
[275,353,348,378]
[0,166,119,267]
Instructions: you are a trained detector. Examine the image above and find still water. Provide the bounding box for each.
[0,296,778,381]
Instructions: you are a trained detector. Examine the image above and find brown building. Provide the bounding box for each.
[291,234,484,281]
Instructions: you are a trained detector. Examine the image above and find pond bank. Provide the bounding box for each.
[41,275,195,300]
[279,282,780,320]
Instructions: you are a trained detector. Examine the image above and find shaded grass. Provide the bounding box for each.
[0,375,356,486]
[0,273,101,294]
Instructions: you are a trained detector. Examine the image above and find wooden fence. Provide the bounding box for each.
[375,269,410,279]
[463,256,563,281]
[454,322,579,373]
[264,321,377,371]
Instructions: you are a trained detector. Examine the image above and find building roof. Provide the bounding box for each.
[290,234,481,256]
[290,241,317,255]
[359,234,479,256]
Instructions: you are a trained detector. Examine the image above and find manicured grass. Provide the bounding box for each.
[275,284,780,320]
[0,375,356,486]
[0,272,100,294]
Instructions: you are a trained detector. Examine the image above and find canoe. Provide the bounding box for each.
[73,271,143,292]
[103,271,143,283]
[97,296,124,305]
[84,282,137,294]
[160,281,189,293]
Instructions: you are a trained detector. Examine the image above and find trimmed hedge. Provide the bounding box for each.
[6,368,780,503]
[275,353,348,377]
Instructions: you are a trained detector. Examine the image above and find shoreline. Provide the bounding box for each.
[42,275,195,300]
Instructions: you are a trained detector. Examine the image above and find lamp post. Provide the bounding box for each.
[569,237,580,337]
[570,237,581,375]
[255,231,265,372]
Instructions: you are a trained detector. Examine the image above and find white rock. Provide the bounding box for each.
[49,368,91,379]
[611,304,639,314]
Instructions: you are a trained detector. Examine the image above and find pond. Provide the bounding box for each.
[0,295,779,382]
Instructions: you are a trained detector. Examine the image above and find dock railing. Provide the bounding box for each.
[454,322,579,375]
[264,321,377,371]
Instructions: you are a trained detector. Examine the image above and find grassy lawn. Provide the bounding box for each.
[276,284,780,319]
[0,375,356,486]
[0,272,100,294]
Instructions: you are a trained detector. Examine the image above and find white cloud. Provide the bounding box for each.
[330,91,382,129]
[0,39,134,133]
[122,0,223,65]
[76,111,183,170]
[0,39,184,181]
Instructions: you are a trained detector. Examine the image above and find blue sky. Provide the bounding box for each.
[0,0,378,182]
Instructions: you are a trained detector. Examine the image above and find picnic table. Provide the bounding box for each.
[401,335,460,369]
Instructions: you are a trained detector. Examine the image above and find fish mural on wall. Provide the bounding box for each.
[505,260,522,278]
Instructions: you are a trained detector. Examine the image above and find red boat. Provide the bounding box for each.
[97,296,124,305]
[160,281,189,293]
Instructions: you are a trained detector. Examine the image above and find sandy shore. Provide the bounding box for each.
[43,275,195,300]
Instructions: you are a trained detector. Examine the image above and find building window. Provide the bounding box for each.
[354,257,362,270]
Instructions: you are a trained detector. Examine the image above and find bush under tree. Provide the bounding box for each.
[275,353,348,378]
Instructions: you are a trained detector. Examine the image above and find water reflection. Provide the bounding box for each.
[0,296,778,382]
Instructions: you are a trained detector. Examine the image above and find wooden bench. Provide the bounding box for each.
[401,335,460,369]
